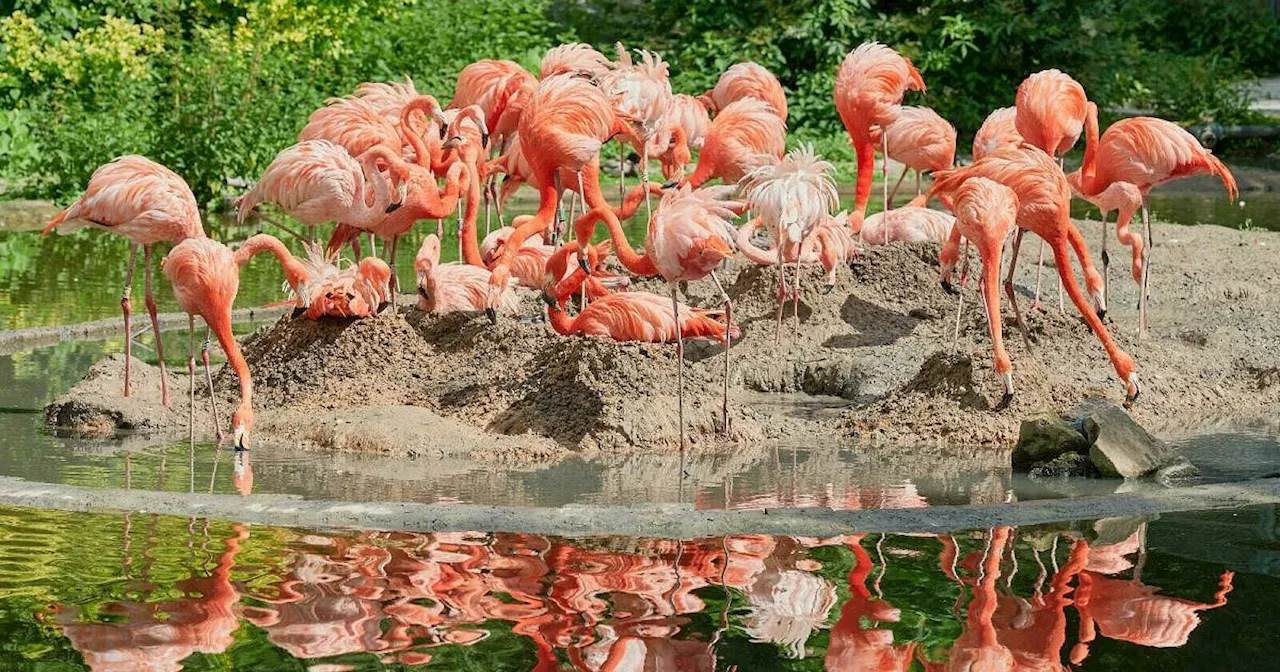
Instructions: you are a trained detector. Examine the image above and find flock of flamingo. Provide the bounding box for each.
[40,40,1238,451]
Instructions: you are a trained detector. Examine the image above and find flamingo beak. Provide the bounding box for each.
[578,257,592,274]
[485,307,498,324]
[481,130,490,147]
[442,136,464,150]
[387,181,408,213]
[233,425,248,452]
[941,279,956,295]
[1123,373,1141,409]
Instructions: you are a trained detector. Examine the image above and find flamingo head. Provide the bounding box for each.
[231,406,254,452]
[1124,372,1141,409]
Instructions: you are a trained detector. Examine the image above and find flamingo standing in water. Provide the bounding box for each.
[929,145,1140,406]
[744,145,840,341]
[487,75,639,319]
[677,98,786,189]
[1014,69,1089,311]
[834,42,925,232]
[871,106,956,213]
[939,177,1020,406]
[698,62,788,121]
[1068,110,1237,337]
[43,156,206,405]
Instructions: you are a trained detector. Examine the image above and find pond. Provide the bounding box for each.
[0,503,1271,670]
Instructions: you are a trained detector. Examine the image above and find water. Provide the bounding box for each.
[0,503,1271,670]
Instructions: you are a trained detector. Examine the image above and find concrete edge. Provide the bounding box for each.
[2,475,1278,537]
[0,306,288,356]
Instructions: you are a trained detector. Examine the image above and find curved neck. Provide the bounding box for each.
[600,208,655,275]
[207,309,252,427]
[736,218,781,266]
[400,96,441,169]
[356,147,399,220]
[460,161,484,267]
[1080,102,1100,194]
[547,302,576,336]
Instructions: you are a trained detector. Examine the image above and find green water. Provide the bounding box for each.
[0,504,1271,670]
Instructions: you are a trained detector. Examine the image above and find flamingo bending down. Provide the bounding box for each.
[43,155,207,405]
[698,62,788,121]
[1069,108,1238,336]
[548,272,737,344]
[744,145,840,341]
[487,75,639,318]
[679,98,786,189]
[737,215,859,292]
[162,238,254,450]
[939,177,1019,405]
[450,59,536,150]
[296,252,393,319]
[415,234,518,316]
[870,106,956,211]
[481,225,622,297]
[1014,69,1089,311]
[973,107,1023,161]
[929,145,1140,405]
[646,94,712,182]
[858,206,955,245]
[834,42,926,231]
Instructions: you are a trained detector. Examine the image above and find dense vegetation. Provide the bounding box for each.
[2,0,1277,204]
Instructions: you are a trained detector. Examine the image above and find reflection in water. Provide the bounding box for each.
[3,507,1243,670]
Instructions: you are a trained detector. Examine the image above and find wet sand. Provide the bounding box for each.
[44,219,1280,457]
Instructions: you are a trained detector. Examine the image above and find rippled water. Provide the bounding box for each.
[0,504,1269,670]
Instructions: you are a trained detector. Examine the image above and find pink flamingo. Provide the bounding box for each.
[939,177,1020,406]
[415,234,518,316]
[303,256,393,319]
[870,106,956,211]
[647,184,741,444]
[698,62,788,121]
[487,75,639,318]
[43,155,206,405]
[540,43,612,80]
[744,145,840,341]
[678,98,786,189]
[480,225,622,297]
[1068,109,1237,336]
[930,145,1140,405]
[1015,69,1089,310]
[548,270,737,345]
[834,42,926,231]
[972,106,1022,161]
[451,59,535,150]
[648,93,712,182]
[737,214,859,293]
[858,206,955,245]
[600,43,672,216]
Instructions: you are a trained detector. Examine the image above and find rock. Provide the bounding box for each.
[1077,399,1185,478]
[1012,412,1091,470]
[1029,452,1095,479]
[44,354,194,438]
[1155,458,1202,487]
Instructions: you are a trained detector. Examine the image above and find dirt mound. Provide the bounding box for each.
[47,220,1280,455]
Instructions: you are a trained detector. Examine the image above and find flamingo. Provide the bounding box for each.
[1014,69,1089,311]
[678,98,786,189]
[647,184,741,445]
[162,238,253,450]
[834,42,926,231]
[415,234,518,316]
[43,155,206,405]
[736,214,859,293]
[450,59,536,149]
[972,106,1022,161]
[539,43,612,80]
[858,206,955,245]
[547,272,737,345]
[743,144,840,341]
[929,145,1140,406]
[648,93,712,182]
[302,255,393,319]
[1068,109,1238,337]
[938,177,1019,406]
[599,43,672,217]
[698,62,788,121]
[870,106,956,212]
[487,75,639,319]
[236,140,410,237]
[941,527,1015,670]
[480,225,623,297]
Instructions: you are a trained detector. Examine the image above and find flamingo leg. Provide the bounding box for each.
[618,141,626,208]
[959,238,972,288]
[950,280,965,356]
[711,270,732,437]
[887,165,910,207]
[121,243,139,398]
[1031,240,1046,311]
[456,201,464,261]
[143,245,171,407]
[484,174,493,238]
[187,315,196,450]
[1139,199,1152,338]
[1099,211,1111,314]
[774,242,787,344]
[368,234,377,259]
[671,284,687,454]
[642,144,654,224]
[201,326,225,443]
[495,181,507,228]
[881,131,890,217]
[915,169,922,196]
[792,255,802,338]
[1003,230,1035,353]
[387,235,400,312]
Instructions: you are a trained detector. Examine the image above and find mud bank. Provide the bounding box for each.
[45,220,1280,456]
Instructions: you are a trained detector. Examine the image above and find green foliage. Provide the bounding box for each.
[1,0,560,204]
